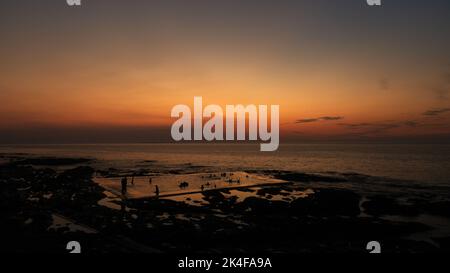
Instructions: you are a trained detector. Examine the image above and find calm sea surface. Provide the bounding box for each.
[1,143,450,186]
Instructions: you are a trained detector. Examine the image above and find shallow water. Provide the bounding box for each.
[94,171,286,199]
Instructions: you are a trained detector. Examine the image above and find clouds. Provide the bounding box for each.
[338,120,419,135]
[321,116,343,121]
[288,104,450,142]
[338,123,372,128]
[295,116,343,124]
[403,121,418,127]
[296,118,319,123]
[336,107,450,136]
[422,108,450,116]
[294,105,450,134]
[294,116,420,136]
[339,123,398,134]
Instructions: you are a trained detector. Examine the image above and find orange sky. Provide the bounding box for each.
[1,1,450,143]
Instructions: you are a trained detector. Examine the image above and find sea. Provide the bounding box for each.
[1,143,449,187]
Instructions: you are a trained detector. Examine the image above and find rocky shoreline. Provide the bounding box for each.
[1,155,449,253]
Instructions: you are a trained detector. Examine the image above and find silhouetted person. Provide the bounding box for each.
[148,176,152,184]
[178,181,189,189]
[131,175,135,185]
[155,185,160,197]
[121,177,128,195]
[201,185,204,191]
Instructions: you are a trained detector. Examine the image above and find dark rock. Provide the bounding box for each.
[434,237,450,251]
[236,196,289,214]
[423,201,450,217]
[62,166,94,178]
[290,188,360,217]
[257,187,282,196]
[274,171,347,183]
[0,181,21,210]
[362,196,419,217]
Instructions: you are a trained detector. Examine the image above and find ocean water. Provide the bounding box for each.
[1,143,450,186]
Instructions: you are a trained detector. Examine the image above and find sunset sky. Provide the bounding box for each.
[1,0,450,143]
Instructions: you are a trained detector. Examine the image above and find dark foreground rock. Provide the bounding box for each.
[1,158,449,253]
[362,196,420,217]
[290,188,360,217]
[270,171,347,183]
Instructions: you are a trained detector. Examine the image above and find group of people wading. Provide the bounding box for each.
[120,172,241,199]
[121,176,159,197]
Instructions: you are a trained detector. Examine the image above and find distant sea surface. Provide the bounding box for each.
[1,143,450,186]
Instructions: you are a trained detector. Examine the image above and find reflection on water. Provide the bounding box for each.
[1,143,450,185]
[94,171,287,199]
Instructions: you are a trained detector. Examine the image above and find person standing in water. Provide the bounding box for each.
[121,177,128,195]
[155,185,160,197]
